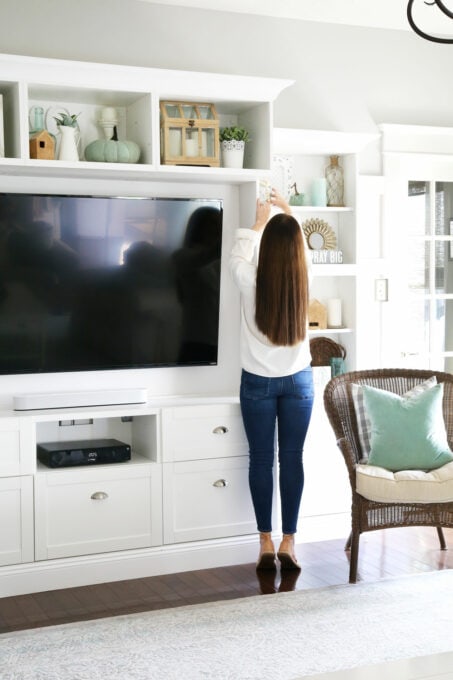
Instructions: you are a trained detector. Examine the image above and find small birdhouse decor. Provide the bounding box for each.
[160,101,220,167]
[308,298,327,330]
[29,130,55,160]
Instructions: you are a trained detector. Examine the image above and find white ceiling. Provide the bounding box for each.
[136,0,453,36]
[135,0,411,31]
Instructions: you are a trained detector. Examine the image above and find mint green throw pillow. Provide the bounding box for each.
[363,383,453,472]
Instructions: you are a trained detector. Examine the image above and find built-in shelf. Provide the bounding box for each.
[0,157,272,185]
[291,205,353,214]
[312,264,357,276]
[0,51,293,186]
[309,328,352,335]
[272,127,380,378]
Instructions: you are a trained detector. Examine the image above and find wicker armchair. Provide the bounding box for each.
[324,368,453,583]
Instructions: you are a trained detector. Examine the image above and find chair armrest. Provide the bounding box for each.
[336,436,358,488]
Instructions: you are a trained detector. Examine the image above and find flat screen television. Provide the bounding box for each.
[0,192,223,375]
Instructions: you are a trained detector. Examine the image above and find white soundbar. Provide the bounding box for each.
[13,388,148,411]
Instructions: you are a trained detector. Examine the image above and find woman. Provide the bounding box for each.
[230,189,314,570]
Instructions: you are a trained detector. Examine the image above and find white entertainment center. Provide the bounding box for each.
[0,52,294,596]
[0,52,373,597]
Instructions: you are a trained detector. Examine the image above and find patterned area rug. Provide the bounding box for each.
[1,570,453,680]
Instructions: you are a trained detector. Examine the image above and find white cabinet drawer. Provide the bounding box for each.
[163,456,256,543]
[34,462,162,560]
[0,476,34,566]
[0,418,34,477]
[161,403,248,462]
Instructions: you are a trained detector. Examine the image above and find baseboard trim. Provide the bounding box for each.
[0,514,350,597]
[0,536,259,597]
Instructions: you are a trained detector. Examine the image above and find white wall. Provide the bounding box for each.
[0,1,449,405]
[0,0,452,135]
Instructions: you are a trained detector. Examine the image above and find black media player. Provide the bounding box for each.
[37,438,131,468]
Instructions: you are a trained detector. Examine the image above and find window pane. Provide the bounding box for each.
[436,184,453,265]
[435,241,447,292]
[442,299,453,353]
[408,240,429,293]
[434,182,446,235]
[164,104,180,118]
[430,299,453,358]
[198,105,214,120]
[402,297,429,355]
[181,105,197,119]
[201,127,215,156]
[408,181,430,236]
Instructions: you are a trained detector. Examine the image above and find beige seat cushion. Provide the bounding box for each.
[356,461,453,503]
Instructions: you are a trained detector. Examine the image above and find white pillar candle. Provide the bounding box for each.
[185,138,198,157]
[327,298,342,328]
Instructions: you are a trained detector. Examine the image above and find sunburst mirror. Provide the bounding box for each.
[302,218,337,250]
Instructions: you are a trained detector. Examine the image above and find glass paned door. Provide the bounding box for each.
[393,180,453,370]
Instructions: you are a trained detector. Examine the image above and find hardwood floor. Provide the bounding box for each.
[1,526,452,635]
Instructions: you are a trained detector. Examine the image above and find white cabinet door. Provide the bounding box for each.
[35,462,162,560]
[163,456,256,543]
[0,476,34,566]
[0,418,35,477]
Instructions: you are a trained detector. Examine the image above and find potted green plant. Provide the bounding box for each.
[219,126,250,168]
[53,112,81,162]
[53,112,80,128]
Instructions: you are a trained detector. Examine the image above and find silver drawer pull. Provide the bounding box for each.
[213,479,229,488]
[213,426,228,435]
[90,491,109,500]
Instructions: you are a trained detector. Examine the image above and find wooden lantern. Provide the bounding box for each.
[29,130,55,160]
[160,101,220,167]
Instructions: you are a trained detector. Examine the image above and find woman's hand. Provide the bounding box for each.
[270,188,292,215]
[252,198,272,232]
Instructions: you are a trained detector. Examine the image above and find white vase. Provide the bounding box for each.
[58,125,79,161]
[221,140,245,168]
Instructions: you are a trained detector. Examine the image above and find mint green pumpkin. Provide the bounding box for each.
[85,126,140,164]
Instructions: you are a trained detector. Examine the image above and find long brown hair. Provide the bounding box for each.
[255,213,309,346]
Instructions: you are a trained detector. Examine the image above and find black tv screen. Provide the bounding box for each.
[0,193,223,374]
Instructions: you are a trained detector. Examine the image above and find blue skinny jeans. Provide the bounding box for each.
[240,367,314,535]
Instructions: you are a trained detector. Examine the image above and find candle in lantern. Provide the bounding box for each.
[185,138,198,157]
